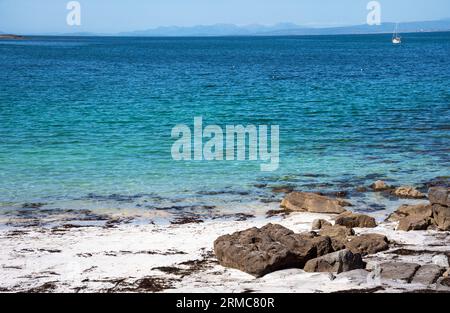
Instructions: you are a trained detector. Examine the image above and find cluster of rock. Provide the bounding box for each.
[213,222,382,277]
[370,180,426,199]
[387,187,450,231]
[214,192,388,277]
[213,188,450,291]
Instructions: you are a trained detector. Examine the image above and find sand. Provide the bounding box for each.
[1,210,449,293]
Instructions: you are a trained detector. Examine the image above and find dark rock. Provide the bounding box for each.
[422,176,450,189]
[332,286,385,293]
[266,209,292,218]
[22,203,47,209]
[411,264,445,285]
[334,191,349,198]
[171,216,204,225]
[104,217,134,228]
[213,223,333,277]
[311,219,332,230]
[428,187,449,207]
[379,262,421,283]
[27,282,57,293]
[335,211,377,228]
[271,186,294,193]
[213,213,255,221]
[356,186,368,193]
[346,234,389,255]
[254,183,268,189]
[281,192,348,214]
[318,191,349,198]
[303,249,365,274]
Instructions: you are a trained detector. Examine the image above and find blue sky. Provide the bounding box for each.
[1,0,449,34]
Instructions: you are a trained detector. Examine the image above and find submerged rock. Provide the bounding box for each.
[281,192,348,214]
[428,187,449,207]
[334,211,377,228]
[303,249,365,274]
[346,234,389,255]
[213,223,333,277]
[356,186,369,193]
[392,186,426,199]
[370,180,391,191]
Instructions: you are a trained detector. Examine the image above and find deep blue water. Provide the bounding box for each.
[0,33,449,211]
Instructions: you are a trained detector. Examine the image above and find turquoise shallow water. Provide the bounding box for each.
[0,33,449,211]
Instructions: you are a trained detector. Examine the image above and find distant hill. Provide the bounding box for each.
[19,18,450,37]
[261,19,450,36]
[118,19,450,37]
[118,23,304,37]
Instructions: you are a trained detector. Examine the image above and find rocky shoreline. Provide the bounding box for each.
[0,181,449,293]
[214,186,449,287]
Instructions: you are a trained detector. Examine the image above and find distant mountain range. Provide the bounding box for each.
[118,22,305,37]
[117,19,450,37]
[6,19,450,37]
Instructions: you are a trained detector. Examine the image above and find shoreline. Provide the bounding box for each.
[1,180,449,293]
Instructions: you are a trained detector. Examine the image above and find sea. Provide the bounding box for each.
[0,33,449,220]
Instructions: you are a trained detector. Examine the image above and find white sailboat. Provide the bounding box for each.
[392,23,401,44]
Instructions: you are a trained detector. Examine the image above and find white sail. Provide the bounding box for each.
[392,23,401,44]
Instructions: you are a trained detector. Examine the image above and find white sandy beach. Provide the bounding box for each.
[1,209,449,293]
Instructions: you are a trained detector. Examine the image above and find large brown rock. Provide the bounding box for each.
[346,234,389,255]
[387,203,434,232]
[387,203,432,222]
[392,186,425,199]
[397,216,430,231]
[335,211,377,228]
[428,187,450,207]
[380,262,420,283]
[319,225,354,251]
[214,223,333,277]
[281,192,347,214]
[303,249,365,274]
[432,204,450,231]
